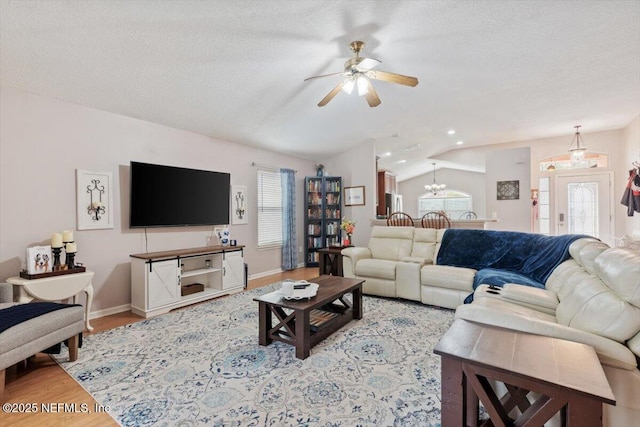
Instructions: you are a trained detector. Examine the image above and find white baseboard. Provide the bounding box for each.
[248,268,283,280]
[89,303,131,320]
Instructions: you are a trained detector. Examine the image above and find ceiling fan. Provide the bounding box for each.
[304,41,419,107]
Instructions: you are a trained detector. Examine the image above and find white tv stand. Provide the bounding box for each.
[130,245,245,318]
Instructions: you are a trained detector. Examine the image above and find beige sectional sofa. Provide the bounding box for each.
[341,226,640,426]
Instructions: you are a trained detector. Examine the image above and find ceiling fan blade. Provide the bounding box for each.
[355,57,381,72]
[364,80,381,107]
[368,70,419,87]
[303,72,345,82]
[317,81,344,107]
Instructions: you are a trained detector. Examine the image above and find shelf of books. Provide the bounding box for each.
[304,176,342,266]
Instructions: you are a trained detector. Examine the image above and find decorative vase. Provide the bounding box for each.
[345,233,352,246]
[316,169,324,177]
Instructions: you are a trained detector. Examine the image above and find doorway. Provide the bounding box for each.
[556,173,613,245]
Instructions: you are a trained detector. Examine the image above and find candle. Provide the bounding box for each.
[51,233,63,248]
[91,201,102,209]
[66,242,77,253]
[62,229,74,242]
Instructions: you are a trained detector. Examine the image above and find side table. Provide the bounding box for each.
[318,247,347,276]
[7,271,95,331]
[434,319,615,426]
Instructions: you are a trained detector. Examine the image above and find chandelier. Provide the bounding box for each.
[424,162,446,195]
[568,125,587,165]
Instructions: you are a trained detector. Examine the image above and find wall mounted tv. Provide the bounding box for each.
[129,161,230,228]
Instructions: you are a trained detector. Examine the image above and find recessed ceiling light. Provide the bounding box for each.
[397,159,407,163]
[456,141,464,145]
[381,152,392,157]
[447,130,456,135]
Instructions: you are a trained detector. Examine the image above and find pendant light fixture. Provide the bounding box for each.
[424,162,446,195]
[568,125,587,166]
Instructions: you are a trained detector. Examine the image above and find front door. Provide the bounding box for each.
[556,173,613,245]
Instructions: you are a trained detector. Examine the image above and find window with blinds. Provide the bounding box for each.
[257,169,283,248]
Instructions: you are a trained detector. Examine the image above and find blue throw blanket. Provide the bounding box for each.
[436,229,588,303]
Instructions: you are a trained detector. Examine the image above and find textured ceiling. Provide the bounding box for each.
[1,0,639,181]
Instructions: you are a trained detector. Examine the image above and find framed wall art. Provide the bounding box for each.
[76,170,114,230]
[231,185,248,224]
[345,186,366,206]
[497,180,520,200]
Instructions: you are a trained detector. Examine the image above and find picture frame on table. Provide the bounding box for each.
[345,186,365,206]
[76,169,114,230]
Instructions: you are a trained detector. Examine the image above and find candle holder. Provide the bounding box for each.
[66,252,76,269]
[88,202,106,221]
[52,247,63,270]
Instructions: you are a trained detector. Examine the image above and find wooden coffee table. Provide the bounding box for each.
[253,275,364,359]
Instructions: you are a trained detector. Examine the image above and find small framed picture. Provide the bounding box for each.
[497,180,520,200]
[345,186,365,206]
[27,245,52,274]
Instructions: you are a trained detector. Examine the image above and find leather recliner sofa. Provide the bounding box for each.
[342,226,640,426]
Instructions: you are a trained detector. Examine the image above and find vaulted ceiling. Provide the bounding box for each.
[1,1,638,181]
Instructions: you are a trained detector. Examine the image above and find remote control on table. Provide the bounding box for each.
[294,283,310,289]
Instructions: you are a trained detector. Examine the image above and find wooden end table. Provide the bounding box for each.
[434,320,615,427]
[318,247,347,276]
[253,275,363,359]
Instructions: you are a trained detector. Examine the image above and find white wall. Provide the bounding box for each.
[0,88,317,314]
[326,141,377,248]
[398,168,486,218]
[485,147,532,232]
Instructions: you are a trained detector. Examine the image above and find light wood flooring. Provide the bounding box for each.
[2,267,318,427]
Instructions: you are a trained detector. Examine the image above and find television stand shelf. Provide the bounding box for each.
[130,245,245,318]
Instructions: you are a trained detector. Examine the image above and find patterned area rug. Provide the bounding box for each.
[54,283,455,426]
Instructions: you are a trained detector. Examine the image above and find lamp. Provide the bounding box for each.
[568,125,587,165]
[424,162,446,195]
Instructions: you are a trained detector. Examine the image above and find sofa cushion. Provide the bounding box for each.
[355,258,398,280]
[556,274,640,343]
[568,238,608,274]
[410,228,437,262]
[368,226,414,261]
[421,265,475,291]
[595,248,640,307]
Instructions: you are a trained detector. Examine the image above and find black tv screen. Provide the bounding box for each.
[129,161,230,228]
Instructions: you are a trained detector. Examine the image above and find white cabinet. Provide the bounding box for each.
[147,259,180,309]
[223,250,244,289]
[131,246,245,318]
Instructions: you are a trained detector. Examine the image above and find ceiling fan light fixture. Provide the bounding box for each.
[356,75,369,96]
[342,77,355,94]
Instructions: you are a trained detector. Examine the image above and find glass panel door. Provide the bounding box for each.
[557,173,612,244]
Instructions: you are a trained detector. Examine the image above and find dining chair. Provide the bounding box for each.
[459,211,478,220]
[387,211,414,226]
[421,211,451,229]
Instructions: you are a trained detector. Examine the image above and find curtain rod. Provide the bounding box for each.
[251,162,297,173]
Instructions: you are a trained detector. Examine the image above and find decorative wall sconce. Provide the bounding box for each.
[86,179,106,221]
[235,191,245,219]
[76,170,114,230]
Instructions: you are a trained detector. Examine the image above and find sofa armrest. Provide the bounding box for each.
[455,298,638,371]
[341,247,372,277]
[501,284,559,310]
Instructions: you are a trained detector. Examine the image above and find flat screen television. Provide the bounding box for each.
[129,161,230,228]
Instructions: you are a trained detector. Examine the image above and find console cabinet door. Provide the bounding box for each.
[223,251,244,289]
[147,259,180,309]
